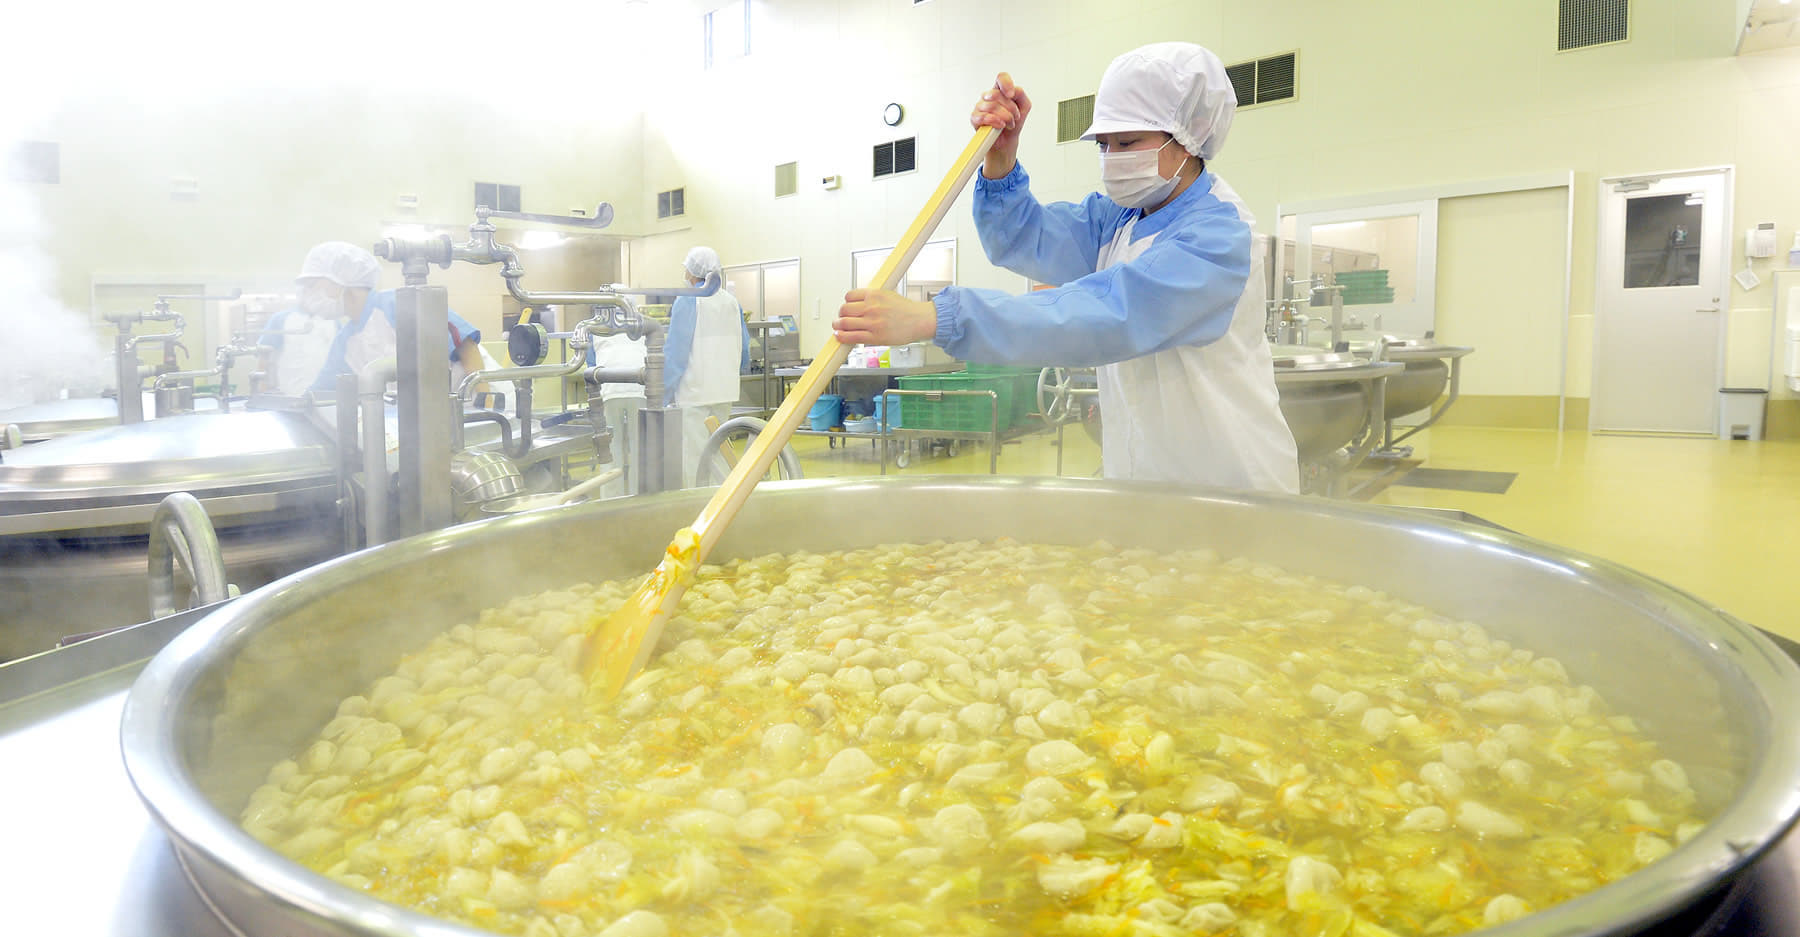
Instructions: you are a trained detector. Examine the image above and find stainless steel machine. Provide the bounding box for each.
[0,205,721,660]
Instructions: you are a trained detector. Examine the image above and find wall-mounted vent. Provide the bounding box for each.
[1056,95,1095,144]
[1226,52,1298,108]
[474,182,521,213]
[774,161,798,198]
[873,137,917,178]
[657,187,686,219]
[7,141,59,184]
[1559,0,1629,51]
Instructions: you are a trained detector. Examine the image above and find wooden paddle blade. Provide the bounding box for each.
[581,528,702,697]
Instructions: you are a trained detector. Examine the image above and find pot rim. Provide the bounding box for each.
[121,476,1800,937]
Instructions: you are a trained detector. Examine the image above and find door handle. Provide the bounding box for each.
[1697,307,1720,314]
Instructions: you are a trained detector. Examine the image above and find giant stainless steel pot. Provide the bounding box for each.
[122,478,1800,937]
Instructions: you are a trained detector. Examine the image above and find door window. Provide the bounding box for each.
[1622,193,1703,289]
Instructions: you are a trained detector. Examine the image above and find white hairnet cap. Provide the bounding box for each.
[297,241,381,290]
[1080,42,1236,160]
[683,246,723,281]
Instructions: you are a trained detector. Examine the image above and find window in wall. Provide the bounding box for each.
[774,162,798,198]
[704,1,750,69]
[657,188,685,219]
[1279,200,1439,339]
[7,141,58,184]
[473,182,522,213]
[852,239,955,302]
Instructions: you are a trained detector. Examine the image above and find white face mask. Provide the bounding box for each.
[1100,138,1189,209]
[299,282,344,321]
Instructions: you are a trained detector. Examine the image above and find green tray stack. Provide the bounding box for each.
[1333,270,1395,305]
[894,366,1037,433]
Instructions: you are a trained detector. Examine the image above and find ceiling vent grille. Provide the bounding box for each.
[1559,0,1629,50]
[657,187,685,219]
[873,137,917,178]
[774,162,798,198]
[1056,95,1096,144]
[1225,52,1297,108]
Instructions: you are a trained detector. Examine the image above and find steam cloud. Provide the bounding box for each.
[0,143,112,411]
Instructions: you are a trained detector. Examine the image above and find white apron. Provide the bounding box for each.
[274,313,338,396]
[343,308,396,380]
[344,310,479,388]
[1094,181,1298,493]
[674,289,745,408]
[672,289,745,488]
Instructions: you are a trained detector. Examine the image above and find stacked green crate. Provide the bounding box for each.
[960,363,1043,426]
[1333,270,1395,305]
[894,371,1023,433]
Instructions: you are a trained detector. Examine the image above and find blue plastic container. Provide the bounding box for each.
[808,394,844,431]
[876,393,901,428]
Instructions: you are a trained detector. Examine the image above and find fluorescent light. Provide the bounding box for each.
[1312,221,1366,234]
[519,231,565,250]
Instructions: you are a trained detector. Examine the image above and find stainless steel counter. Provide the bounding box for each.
[5,603,1799,936]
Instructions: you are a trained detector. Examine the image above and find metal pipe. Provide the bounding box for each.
[462,409,515,455]
[334,373,360,553]
[146,492,229,620]
[499,270,720,307]
[359,356,397,547]
[151,367,218,388]
[583,367,644,386]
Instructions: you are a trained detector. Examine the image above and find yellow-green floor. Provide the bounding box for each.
[786,426,1800,641]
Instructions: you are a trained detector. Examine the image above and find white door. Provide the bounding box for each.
[1591,169,1731,433]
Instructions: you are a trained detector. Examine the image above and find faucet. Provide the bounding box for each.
[1311,282,1351,352]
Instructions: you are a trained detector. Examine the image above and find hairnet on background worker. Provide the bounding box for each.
[833,41,1297,493]
[665,245,750,487]
[260,241,383,396]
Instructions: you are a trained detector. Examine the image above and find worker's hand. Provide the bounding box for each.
[834,289,937,347]
[971,72,1031,180]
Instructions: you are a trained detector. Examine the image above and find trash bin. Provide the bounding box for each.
[1718,388,1768,441]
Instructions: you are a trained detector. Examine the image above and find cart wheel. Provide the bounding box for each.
[947,443,961,458]
[895,447,911,468]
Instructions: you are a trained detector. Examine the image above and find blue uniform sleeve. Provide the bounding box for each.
[663,296,696,407]
[260,309,294,351]
[973,164,1129,287]
[932,207,1251,368]
[739,306,752,373]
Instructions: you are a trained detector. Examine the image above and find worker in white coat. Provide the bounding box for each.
[261,241,372,396]
[664,246,748,487]
[833,43,1297,493]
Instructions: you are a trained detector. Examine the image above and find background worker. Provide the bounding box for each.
[261,241,366,396]
[664,246,749,487]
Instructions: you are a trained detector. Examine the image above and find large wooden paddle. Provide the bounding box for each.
[582,124,999,696]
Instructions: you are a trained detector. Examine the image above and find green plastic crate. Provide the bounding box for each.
[894,373,1021,432]
[960,364,1043,424]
